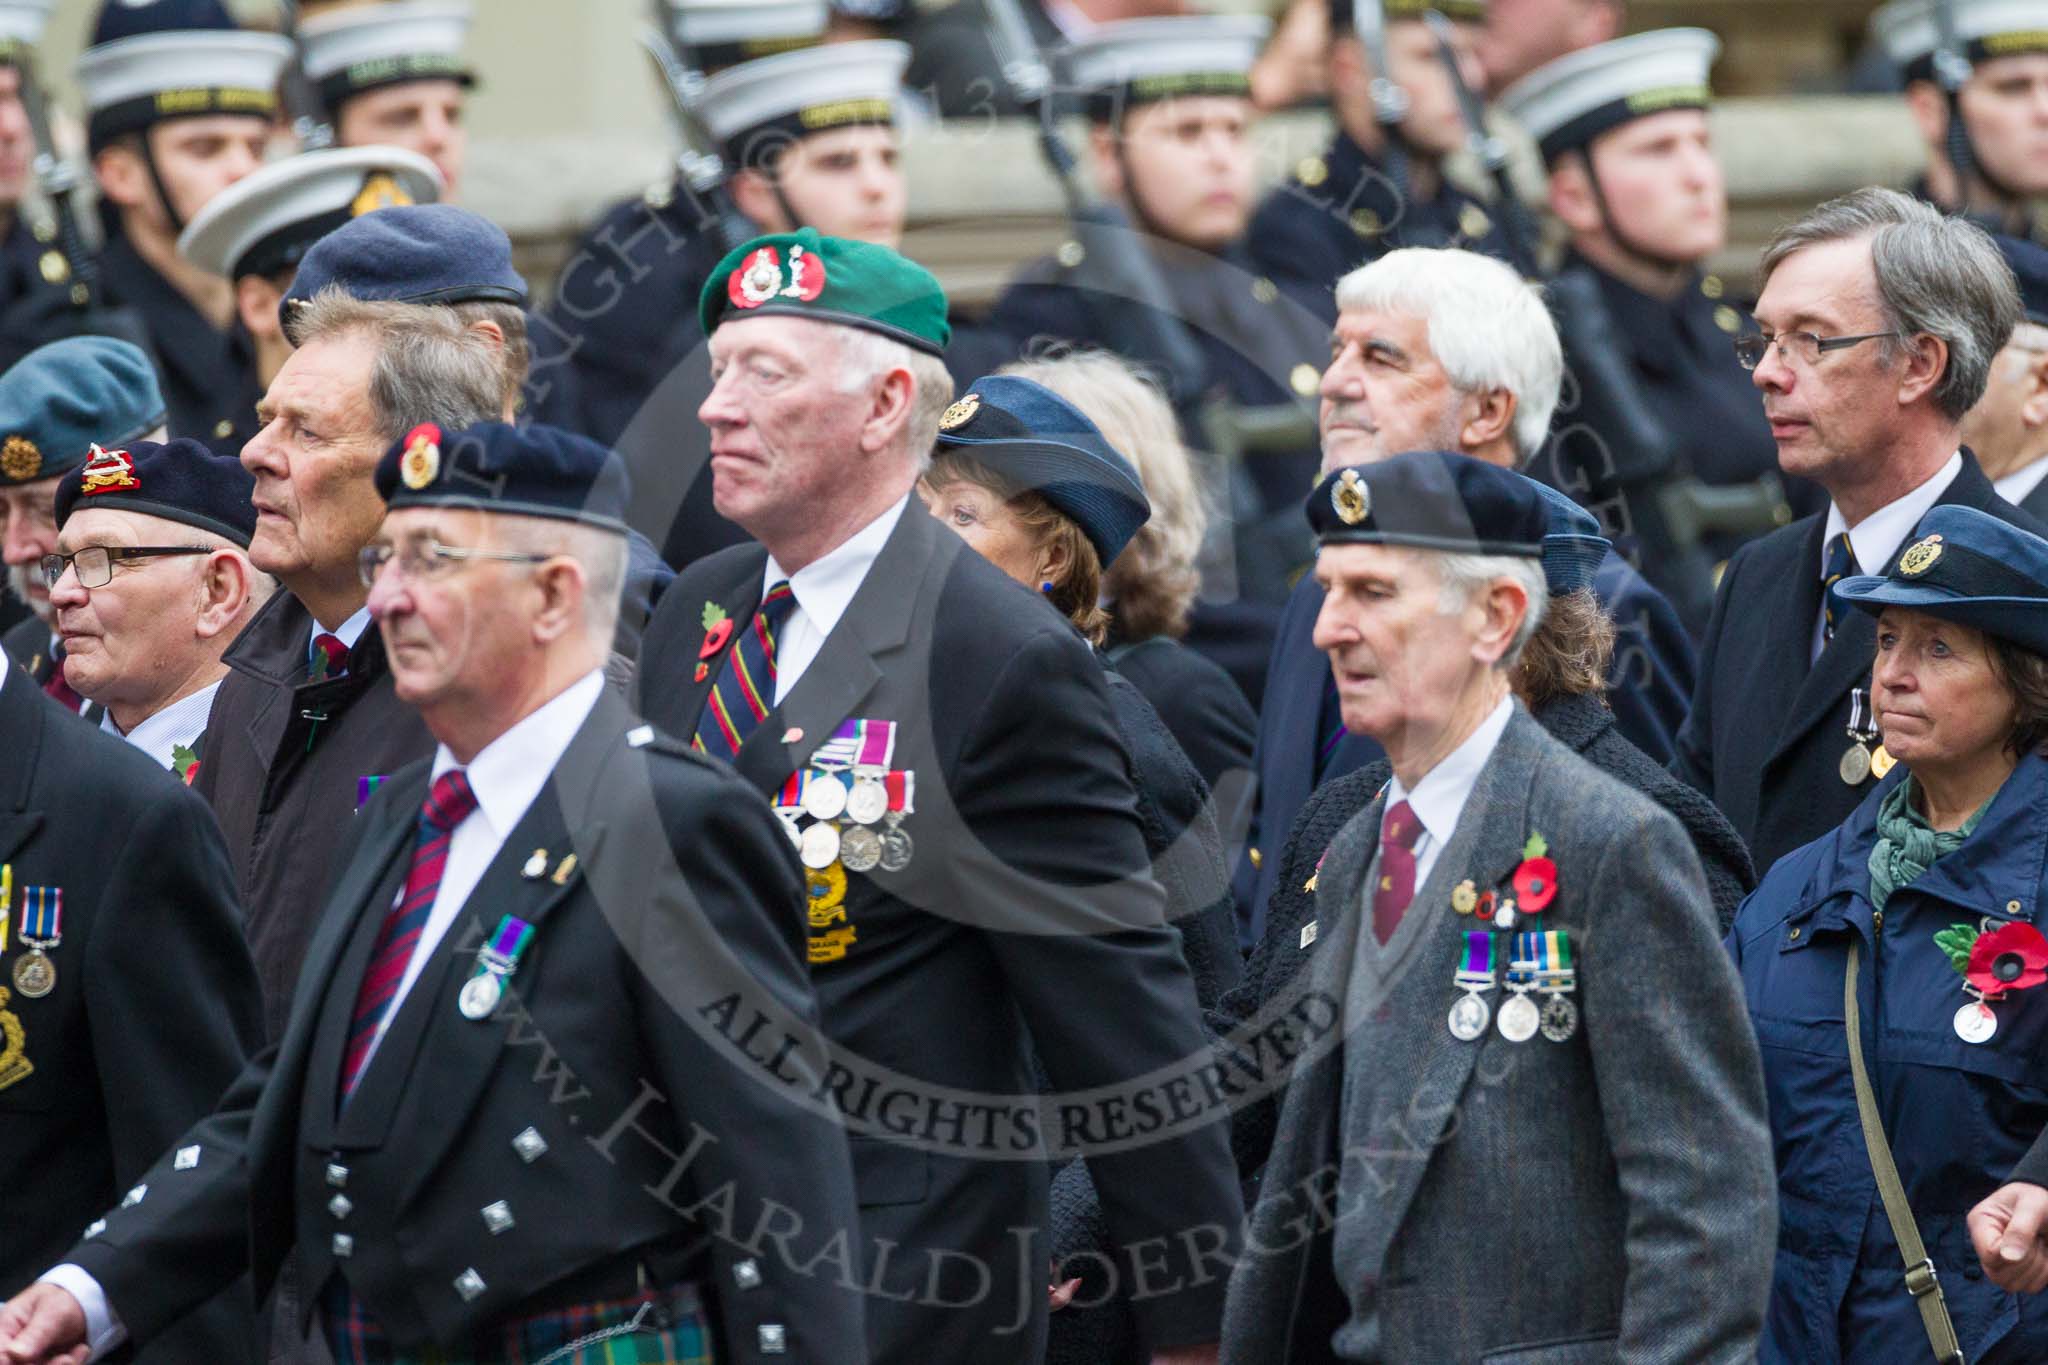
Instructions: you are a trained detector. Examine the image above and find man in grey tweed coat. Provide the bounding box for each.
[1221,452,1775,1364]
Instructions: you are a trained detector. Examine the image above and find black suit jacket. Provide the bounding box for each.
[1673,451,2048,871]
[637,501,1244,1363]
[64,687,866,1363]
[2019,472,2048,521]
[0,671,261,1363]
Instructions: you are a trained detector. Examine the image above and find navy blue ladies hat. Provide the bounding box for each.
[281,203,527,333]
[374,421,632,534]
[1834,505,2048,657]
[1308,452,1549,558]
[1992,234,2048,328]
[934,374,1152,567]
[53,438,258,547]
[0,337,165,487]
[1528,480,1611,595]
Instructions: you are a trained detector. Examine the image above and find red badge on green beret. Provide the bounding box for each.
[729,244,827,311]
[700,227,950,356]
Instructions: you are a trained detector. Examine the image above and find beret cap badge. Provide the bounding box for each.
[729,243,826,311]
[939,393,979,432]
[1899,533,1944,576]
[1332,467,1370,525]
[1,435,40,482]
[78,444,138,495]
[350,171,414,219]
[400,423,442,490]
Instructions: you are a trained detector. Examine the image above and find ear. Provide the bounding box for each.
[857,362,916,455]
[1471,575,1530,666]
[728,167,787,233]
[1457,386,1518,455]
[527,556,588,645]
[235,275,283,340]
[1547,154,1602,236]
[2022,348,2048,430]
[92,143,150,212]
[465,317,506,352]
[1895,333,1950,408]
[193,550,252,640]
[1087,122,1124,201]
[1033,532,1072,587]
[1904,80,1948,151]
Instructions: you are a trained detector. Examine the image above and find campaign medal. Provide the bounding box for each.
[845,720,897,826]
[1839,743,1872,786]
[802,772,848,822]
[459,915,536,1021]
[800,821,842,870]
[1533,930,1579,1042]
[803,719,863,821]
[840,824,883,873]
[1448,930,1496,1041]
[878,771,916,872]
[1497,932,1541,1043]
[1841,688,1882,787]
[1934,919,2048,1044]
[773,773,808,851]
[12,885,60,999]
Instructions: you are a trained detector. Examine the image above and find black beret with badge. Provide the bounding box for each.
[374,420,633,534]
[76,1,293,153]
[53,437,258,547]
[178,146,443,283]
[1497,28,1720,167]
[297,0,475,116]
[1308,450,1549,557]
[0,337,165,488]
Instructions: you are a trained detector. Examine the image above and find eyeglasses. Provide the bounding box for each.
[357,537,551,588]
[40,545,209,589]
[1733,329,1904,371]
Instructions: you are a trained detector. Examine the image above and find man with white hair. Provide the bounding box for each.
[1233,245,1693,945]
[46,438,273,775]
[636,229,1242,1364]
[1219,450,1773,1362]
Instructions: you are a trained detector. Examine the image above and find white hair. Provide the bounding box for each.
[494,514,629,647]
[1333,248,1563,460]
[832,326,954,471]
[1433,551,1548,668]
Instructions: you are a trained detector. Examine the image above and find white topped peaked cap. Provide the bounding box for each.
[699,39,907,151]
[1872,0,2048,70]
[1497,27,1719,163]
[76,28,294,112]
[667,0,828,48]
[299,0,473,103]
[1062,15,1271,99]
[0,1,56,48]
[178,145,443,280]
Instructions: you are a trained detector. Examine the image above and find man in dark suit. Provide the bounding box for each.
[636,229,1241,1364]
[0,619,263,1363]
[1235,245,1695,946]
[1674,187,2048,872]
[1220,453,1773,1362]
[1963,234,2048,519]
[0,421,865,1364]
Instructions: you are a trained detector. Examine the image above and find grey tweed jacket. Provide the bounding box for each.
[1219,705,1775,1364]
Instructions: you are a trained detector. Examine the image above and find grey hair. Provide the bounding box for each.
[1433,552,1548,668]
[287,288,509,443]
[832,326,954,471]
[493,513,629,647]
[1333,248,1562,459]
[1758,187,2020,420]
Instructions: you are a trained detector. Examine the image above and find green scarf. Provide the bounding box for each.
[1867,776,1993,913]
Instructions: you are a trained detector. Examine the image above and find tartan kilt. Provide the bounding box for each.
[320,1277,713,1365]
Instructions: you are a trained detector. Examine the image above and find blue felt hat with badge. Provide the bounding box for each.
[0,336,165,488]
[1307,451,1549,557]
[1528,480,1612,595]
[1834,504,2048,658]
[282,203,527,336]
[374,420,632,534]
[53,437,257,547]
[934,374,1152,567]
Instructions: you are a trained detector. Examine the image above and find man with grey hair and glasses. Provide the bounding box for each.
[1674,185,2047,871]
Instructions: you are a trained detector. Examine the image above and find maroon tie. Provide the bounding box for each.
[1373,800,1423,943]
[42,643,83,712]
[339,770,477,1098]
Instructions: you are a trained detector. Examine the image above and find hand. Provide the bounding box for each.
[0,1283,90,1364]
[1047,1260,1082,1312]
[1969,1181,2048,1293]
[1150,1345,1220,1365]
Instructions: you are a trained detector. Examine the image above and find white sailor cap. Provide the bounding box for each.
[0,1,55,53]
[666,0,829,71]
[76,29,294,151]
[1872,0,2048,77]
[700,39,906,168]
[1063,15,1270,118]
[178,145,443,282]
[299,1,475,113]
[1497,28,1720,166]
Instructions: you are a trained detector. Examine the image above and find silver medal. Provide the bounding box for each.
[840,823,882,872]
[846,777,888,826]
[800,820,842,870]
[1497,991,1540,1043]
[1539,994,1579,1042]
[878,824,913,872]
[803,773,849,822]
[1448,993,1491,1041]
[778,812,803,850]
[459,973,502,1021]
[1839,742,1872,786]
[1955,1000,1998,1044]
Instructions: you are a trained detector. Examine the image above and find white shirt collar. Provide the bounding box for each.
[760,495,909,640]
[428,669,606,837]
[1995,456,2048,508]
[312,604,374,658]
[1821,450,1964,579]
[99,679,221,770]
[1384,692,1515,849]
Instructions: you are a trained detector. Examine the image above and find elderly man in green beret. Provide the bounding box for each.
[637,229,1243,1365]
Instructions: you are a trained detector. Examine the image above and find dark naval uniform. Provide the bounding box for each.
[0,216,90,373]
[98,229,262,455]
[1246,131,1512,321]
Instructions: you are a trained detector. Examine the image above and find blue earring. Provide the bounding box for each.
[1039,580,1055,594]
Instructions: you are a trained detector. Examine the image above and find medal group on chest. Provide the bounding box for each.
[0,864,58,1093]
[1446,834,1580,1045]
[778,718,917,965]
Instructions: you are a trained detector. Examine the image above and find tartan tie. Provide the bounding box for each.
[694,581,798,762]
[339,769,477,1098]
[1822,532,1858,641]
[1372,800,1423,944]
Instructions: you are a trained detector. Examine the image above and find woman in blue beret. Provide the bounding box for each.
[1729,503,2048,1364]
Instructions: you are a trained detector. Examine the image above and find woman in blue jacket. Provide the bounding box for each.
[1730,503,2048,1363]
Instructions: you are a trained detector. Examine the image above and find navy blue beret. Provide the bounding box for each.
[1993,233,2048,328]
[1308,452,1548,558]
[1835,504,2048,658]
[1528,480,1612,595]
[53,438,257,547]
[0,337,165,487]
[92,0,235,44]
[374,420,631,533]
[933,374,1151,567]
[282,204,527,332]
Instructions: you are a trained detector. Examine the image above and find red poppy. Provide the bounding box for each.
[1512,856,1558,913]
[180,759,200,786]
[1966,922,2048,995]
[693,662,709,683]
[699,618,735,658]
